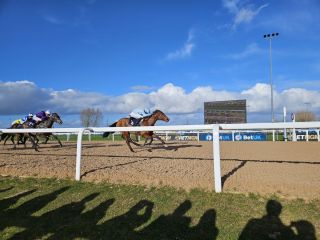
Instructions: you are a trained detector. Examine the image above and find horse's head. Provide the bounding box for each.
[152,110,169,122]
[50,113,63,124]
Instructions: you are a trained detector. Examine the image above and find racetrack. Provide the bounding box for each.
[0,140,319,199]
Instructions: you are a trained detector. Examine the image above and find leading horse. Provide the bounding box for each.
[103,110,169,152]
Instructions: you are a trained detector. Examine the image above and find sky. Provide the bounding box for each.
[1,0,320,127]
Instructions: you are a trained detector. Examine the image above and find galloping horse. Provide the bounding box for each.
[35,113,63,147]
[1,113,63,149]
[103,110,169,152]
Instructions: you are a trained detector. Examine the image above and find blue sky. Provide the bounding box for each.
[1,0,320,127]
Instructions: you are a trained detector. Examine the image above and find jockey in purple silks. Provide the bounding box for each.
[33,110,51,123]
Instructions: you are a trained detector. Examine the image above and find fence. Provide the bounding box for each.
[1,121,320,193]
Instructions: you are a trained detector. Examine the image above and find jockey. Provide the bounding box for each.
[11,113,34,126]
[129,108,152,126]
[33,110,51,123]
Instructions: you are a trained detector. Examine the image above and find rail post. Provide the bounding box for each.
[76,128,93,181]
[212,125,222,193]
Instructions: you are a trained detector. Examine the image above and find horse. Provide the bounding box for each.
[34,113,63,147]
[4,120,39,150]
[102,109,169,152]
[1,124,25,146]
[1,113,63,150]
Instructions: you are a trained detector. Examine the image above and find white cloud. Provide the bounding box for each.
[130,85,154,91]
[0,81,319,123]
[165,29,195,60]
[222,0,268,28]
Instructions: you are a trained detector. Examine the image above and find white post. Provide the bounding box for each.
[166,131,168,141]
[76,128,93,181]
[306,130,309,142]
[232,131,235,141]
[272,130,275,142]
[67,133,70,141]
[292,113,297,142]
[317,129,320,142]
[88,132,91,142]
[112,133,115,141]
[197,131,200,141]
[212,125,222,193]
[283,107,287,141]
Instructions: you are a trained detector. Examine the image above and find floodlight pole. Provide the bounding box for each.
[264,32,279,123]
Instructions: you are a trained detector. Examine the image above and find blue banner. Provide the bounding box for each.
[199,132,267,141]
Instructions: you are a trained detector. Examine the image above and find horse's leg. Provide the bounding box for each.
[147,137,153,145]
[11,135,17,149]
[28,134,39,151]
[143,137,148,146]
[4,134,11,145]
[44,135,50,144]
[52,134,63,147]
[123,133,135,152]
[18,134,24,144]
[142,135,153,146]
[22,136,28,148]
[153,134,168,147]
[126,132,142,147]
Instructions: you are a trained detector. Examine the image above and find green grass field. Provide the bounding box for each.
[0,176,319,239]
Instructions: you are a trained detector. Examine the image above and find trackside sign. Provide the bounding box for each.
[199,132,267,141]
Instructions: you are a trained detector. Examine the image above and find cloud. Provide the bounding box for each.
[222,0,268,28]
[165,29,195,60]
[0,81,319,123]
[225,43,264,59]
[0,81,52,114]
[130,85,154,92]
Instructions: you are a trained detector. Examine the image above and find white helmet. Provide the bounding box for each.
[45,110,51,115]
[28,113,33,118]
[144,108,151,114]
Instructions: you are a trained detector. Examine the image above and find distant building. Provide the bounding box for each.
[204,100,247,124]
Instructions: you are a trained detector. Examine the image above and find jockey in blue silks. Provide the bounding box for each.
[129,108,152,126]
[11,113,34,126]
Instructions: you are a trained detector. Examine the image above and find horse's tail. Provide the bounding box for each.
[0,133,8,142]
[102,122,117,138]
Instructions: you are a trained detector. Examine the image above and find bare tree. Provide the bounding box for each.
[295,111,316,122]
[80,108,103,127]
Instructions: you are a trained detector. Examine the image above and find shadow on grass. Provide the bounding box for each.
[239,199,317,240]
[0,186,316,239]
[0,187,218,239]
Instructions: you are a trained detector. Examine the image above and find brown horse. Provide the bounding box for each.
[103,110,169,152]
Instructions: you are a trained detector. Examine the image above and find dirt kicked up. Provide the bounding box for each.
[0,141,319,200]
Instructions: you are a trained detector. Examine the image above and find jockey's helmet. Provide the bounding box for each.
[144,108,151,115]
[45,110,51,115]
[28,113,33,117]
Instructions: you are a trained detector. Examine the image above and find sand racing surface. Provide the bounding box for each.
[0,140,319,199]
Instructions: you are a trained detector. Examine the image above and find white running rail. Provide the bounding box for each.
[1,121,320,193]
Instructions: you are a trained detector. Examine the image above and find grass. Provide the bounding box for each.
[0,176,319,239]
